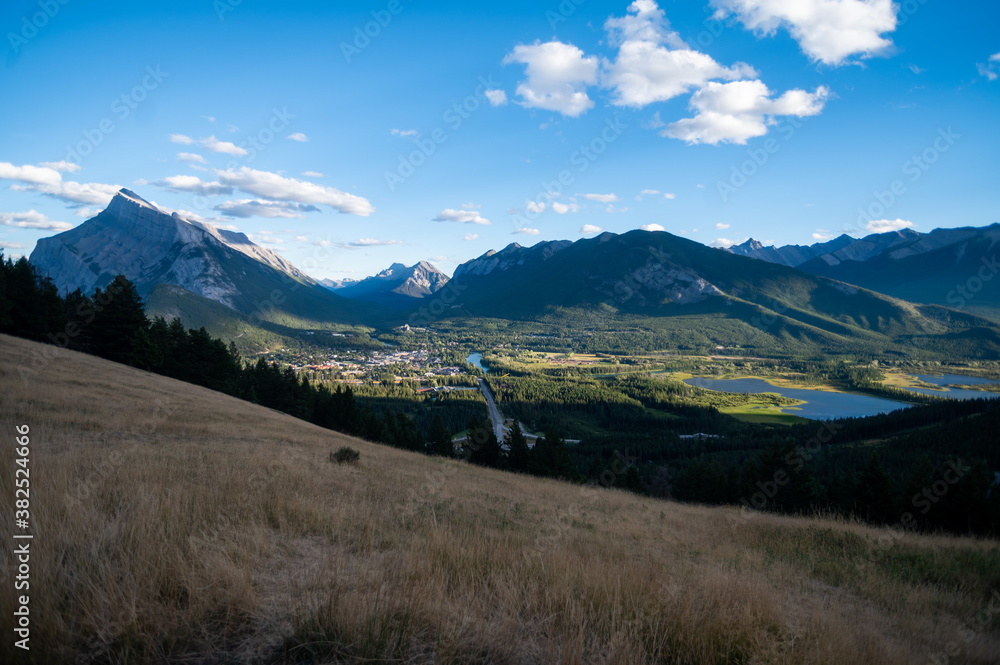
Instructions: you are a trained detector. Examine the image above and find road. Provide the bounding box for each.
[477,377,505,443]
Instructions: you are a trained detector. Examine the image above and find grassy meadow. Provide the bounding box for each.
[1,333,999,664]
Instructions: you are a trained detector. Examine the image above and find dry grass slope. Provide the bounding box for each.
[1,333,998,664]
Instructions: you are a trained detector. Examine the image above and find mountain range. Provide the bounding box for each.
[728,225,1000,319]
[26,189,1000,357]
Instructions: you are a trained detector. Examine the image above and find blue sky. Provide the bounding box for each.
[1,0,998,279]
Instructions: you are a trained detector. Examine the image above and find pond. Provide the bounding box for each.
[466,352,490,373]
[899,373,1000,401]
[683,377,911,420]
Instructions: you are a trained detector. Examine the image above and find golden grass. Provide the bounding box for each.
[2,333,999,664]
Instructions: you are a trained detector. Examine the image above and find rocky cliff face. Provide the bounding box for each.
[30,189,314,309]
[335,260,450,303]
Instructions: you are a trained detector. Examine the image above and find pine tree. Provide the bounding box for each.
[506,420,530,472]
[90,275,149,366]
[428,414,454,457]
[467,416,502,468]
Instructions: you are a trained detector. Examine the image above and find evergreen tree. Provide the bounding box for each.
[506,420,530,472]
[467,416,502,468]
[90,275,149,366]
[856,455,894,524]
[428,414,454,457]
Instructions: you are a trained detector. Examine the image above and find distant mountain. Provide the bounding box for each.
[320,277,359,290]
[30,189,377,326]
[335,261,449,308]
[727,234,857,267]
[727,229,923,267]
[445,230,1000,357]
[724,225,1000,320]
[797,224,1000,318]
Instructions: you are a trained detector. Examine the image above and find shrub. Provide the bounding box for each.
[331,446,360,464]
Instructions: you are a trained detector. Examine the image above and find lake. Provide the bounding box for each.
[466,352,490,373]
[683,377,911,420]
[900,373,1000,401]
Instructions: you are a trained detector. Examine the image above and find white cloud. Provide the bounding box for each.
[461,202,480,209]
[0,161,120,206]
[485,89,508,106]
[641,223,665,231]
[525,200,546,214]
[177,152,206,164]
[302,171,324,178]
[154,175,233,196]
[0,242,27,249]
[215,199,320,218]
[977,52,1000,81]
[604,1,756,107]
[503,40,599,117]
[664,79,830,144]
[172,133,248,156]
[716,222,731,229]
[350,238,403,247]
[39,160,81,173]
[391,128,419,138]
[287,132,309,142]
[464,233,479,241]
[908,64,925,75]
[0,162,62,187]
[203,115,217,123]
[582,193,619,203]
[434,208,491,225]
[514,227,541,235]
[201,135,248,156]
[865,218,914,233]
[812,230,834,240]
[636,189,660,200]
[710,0,898,66]
[552,201,580,214]
[214,167,374,216]
[74,207,96,218]
[710,237,743,248]
[663,192,676,199]
[581,224,603,235]
[0,210,72,231]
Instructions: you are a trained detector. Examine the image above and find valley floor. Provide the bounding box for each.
[1,334,999,664]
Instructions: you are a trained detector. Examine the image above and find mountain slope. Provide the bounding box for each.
[446,230,1000,357]
[30,189,379,326]
[797,224,1000,318]
[4,332,998,664]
